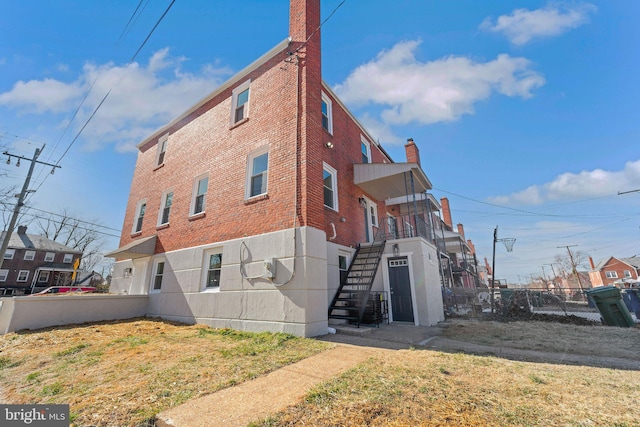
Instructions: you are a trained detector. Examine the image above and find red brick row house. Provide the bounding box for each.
[106,0,445,336]
[0,226,83,295]
[589,256,640,287]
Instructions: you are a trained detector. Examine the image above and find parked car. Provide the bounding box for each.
[32,286,96,295]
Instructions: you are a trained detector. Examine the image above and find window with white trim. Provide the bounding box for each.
[156,134,169,166]
[38,271,50,283]
[0,270,7,282]
[44,252,55,262]
[321,92,333,134]
[17,270,29,282]
[323,162,338,211]
[191,175,209,216]
[4,249,14,260]
[361,138,371,164]
[133,200,147,233]
[63,254,73,264]
[368,199,378,227]
[151,260,165,292]
[624,270,632,278]
[158,190,174,225]
[205,252,223,289]
[24,250,36,261]
[231,80,251,125]
[605,271,618,279]
[246,149,269,198]
[338,253,349,284]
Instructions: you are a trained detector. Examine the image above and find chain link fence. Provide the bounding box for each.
[443,287,617,324]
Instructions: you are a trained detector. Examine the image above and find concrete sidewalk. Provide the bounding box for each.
[155,323,444,427]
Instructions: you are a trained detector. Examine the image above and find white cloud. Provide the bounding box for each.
[0,48,233,152]
[481,3,597,45]
[490,159,640,205]
[334,40,545,130]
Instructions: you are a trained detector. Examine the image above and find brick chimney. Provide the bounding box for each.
[440,197,453,230]
[17,225,27,235]
[467,239,475,255]
[457,223,465,239]
[588,256,596,270]
[404,138,421,166]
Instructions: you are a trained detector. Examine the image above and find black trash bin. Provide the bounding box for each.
[586,286,635,327]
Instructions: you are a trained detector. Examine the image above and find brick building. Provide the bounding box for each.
[107,0,445,336]
[0,225,82,295]
[589,256,640,287]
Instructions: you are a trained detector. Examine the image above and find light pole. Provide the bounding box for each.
[490,225,516,314]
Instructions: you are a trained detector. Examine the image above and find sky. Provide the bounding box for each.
[1,0,639,284]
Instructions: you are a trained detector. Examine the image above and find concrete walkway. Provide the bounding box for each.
[155,323,442,427]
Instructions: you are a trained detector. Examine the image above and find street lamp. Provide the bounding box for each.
[491,225,516,314]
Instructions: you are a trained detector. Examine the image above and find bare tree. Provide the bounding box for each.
[34,209,105,272]
[553,250,588,278]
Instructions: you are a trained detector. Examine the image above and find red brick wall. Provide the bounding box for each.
[600,258,639,286]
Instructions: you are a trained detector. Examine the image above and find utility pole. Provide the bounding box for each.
[0,147,61,270]
[557,245,585,296]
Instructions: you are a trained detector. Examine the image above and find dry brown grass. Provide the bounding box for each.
[0,318,330,426]
[254,349,640,426]
[440,318,640,360]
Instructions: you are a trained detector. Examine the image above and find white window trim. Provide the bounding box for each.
[157,189,174,226]
[605,271,618,279]
[17,270,29,282]
[4,249,15,260]
[624,270,632,278]
[44,252,55,262]
[321,91,333,135]
[361,136,371,164]
[63,254,73,264]
[156,133,169,166]
[38,271,50,283]
[0,269,8,282]
[338,250,351,284]
[24,250,36,261]
[323,162,338,211]
[132,199,147,233]
[190,174,209,217]
[150,258,166,293]
[201,248,224,292]
[365,196,378,227]
[245,147,269,199]
[230,79,251,125]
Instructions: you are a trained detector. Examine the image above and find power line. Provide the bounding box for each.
[116,0,146,46]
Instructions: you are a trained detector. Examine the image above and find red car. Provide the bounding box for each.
[32,286,96,295]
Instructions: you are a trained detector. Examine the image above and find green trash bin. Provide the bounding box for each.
[585,286,635,327]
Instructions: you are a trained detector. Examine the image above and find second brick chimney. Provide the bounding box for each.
[404,138,421,166]
[441,197,453,230]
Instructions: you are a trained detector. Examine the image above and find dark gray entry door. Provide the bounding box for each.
[388,257,414,322]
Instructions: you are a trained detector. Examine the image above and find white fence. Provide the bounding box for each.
[0,294,149,334]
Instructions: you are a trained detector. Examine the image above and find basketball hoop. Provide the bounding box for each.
[501,238,516,253]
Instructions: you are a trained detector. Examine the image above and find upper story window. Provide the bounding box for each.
[158,191,174,226]
[191,175,209,216]
[323,162,338,211]
[44,252,55,262]
[24,250,36,261]
[605,271,618,279]
[361,138,371,164]
[151,260,165,292]
[133,200,147,233]
[63,254,74,264]
[321,92,333,134]
[3,249,15,260]
[156,134,169,166]
[0,270,7,282]
[624,270,632,278]
[247,149,269,198]
[231,80,251,125]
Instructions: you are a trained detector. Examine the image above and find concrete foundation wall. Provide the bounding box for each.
[111,226,330,337]
[0,294,149,334]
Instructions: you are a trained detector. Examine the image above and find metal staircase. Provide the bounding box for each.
[328,240,386,327]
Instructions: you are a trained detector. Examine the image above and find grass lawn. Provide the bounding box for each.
[0,318,330,426]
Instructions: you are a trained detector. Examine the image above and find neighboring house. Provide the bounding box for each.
[0,225,83,295]
[589,256,640,287]
[106,0,446,337]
